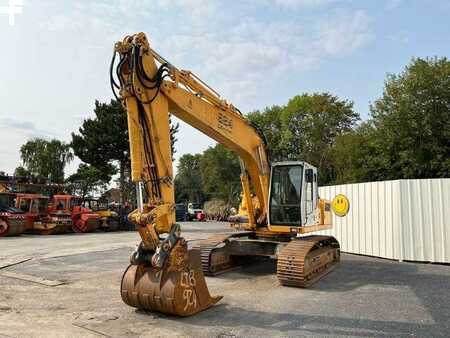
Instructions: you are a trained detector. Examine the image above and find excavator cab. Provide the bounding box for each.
[268,162,318,228]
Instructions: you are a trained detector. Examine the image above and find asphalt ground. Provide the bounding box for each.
[1,222,449,337]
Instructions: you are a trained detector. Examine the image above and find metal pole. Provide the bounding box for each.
[136,182,144,213]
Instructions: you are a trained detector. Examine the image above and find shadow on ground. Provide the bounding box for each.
[154,254,450,337]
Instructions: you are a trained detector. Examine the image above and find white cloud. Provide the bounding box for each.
[316,10,373,56]
[388,31,409,44]
[385,0,402,10]
[35,1,372,109]
[0,116,58,175]
[274,0,335,9]
[0,0,374,174]
[156,9,373,107]
[0,116,55,139]
[156,0,220,18]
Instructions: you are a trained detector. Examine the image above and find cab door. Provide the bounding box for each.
[268,162,303,229]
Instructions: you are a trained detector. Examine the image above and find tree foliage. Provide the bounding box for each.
[66,164,110,198]
[72,100,179,203]
[330,122,380,184]
[200,144,241,203]
[14,166,31,178]
[330,57,450,183]
[369,57,450,179]
[19,138,73,183]
[63,57,448,208]
[247,105,285,160]
[175,57,450,201]
[71,100,133,203]
[248,93,359,185]
[71,100,129,181]
[174,154,204,203]
[175,144,241,205]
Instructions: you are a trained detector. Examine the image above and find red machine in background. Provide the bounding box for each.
[0,192,26,236]
[50,195,100,233]
[15,193,71,235]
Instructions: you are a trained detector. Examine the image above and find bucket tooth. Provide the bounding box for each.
[121,239,222,316]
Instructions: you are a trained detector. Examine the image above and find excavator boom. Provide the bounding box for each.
[112,32,339,317]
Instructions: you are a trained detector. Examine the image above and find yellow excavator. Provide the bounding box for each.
[111,33,340,317]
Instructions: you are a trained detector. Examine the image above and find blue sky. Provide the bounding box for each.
[0,0,449,176]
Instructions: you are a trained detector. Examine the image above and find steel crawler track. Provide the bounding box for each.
[277,235,340,287]
[194,232,250,275]
[196,232,340,288]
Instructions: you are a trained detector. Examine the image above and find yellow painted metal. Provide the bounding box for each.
[332,194,350,217]
[116,32,270,240]
[126,97,145,183]
[116,32,332,244]
[161,79,269,220]
[239,174,255,228]
[113,32,338,316]
[118,34,175,246]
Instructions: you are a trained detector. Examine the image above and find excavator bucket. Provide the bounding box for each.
[121,239,222,316]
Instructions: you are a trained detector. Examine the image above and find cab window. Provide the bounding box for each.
[30,200,39,213]
[70,198,82,208]
[56,199,67,210]
[37,199,48,213]
[19,199,31,212]
[269,165,303,225]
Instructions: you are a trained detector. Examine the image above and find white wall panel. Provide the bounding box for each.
[317,179,450,263]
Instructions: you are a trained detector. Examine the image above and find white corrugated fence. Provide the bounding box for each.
[316,179,450,263]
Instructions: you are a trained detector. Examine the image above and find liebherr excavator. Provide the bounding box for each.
[111,32,340,317]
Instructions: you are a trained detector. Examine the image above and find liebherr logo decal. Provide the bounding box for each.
[218,112,233,133]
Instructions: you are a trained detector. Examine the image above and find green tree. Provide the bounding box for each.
[72,100,179,203]
[71,100,129,199]
[174,145,241,205]
[370,57,450,179]
[331,122,383,184]
[14,166,31,177]
[175,153,204,203]
[66,164,111,198]
[19,138,73,183]
[247,105,285,160]
[200,144,241,204]
[249,93,359,185]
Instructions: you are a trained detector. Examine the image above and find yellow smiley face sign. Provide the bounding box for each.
[332,194,350,217]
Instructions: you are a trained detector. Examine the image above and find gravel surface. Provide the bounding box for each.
[1,222,449,337]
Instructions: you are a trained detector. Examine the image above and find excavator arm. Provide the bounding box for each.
[112,32,270,316]
[113,33,269,244]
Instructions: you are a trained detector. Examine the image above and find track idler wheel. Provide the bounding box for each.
[121,239,222,316]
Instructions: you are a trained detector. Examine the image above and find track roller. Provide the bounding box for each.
[277,235,340,288]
